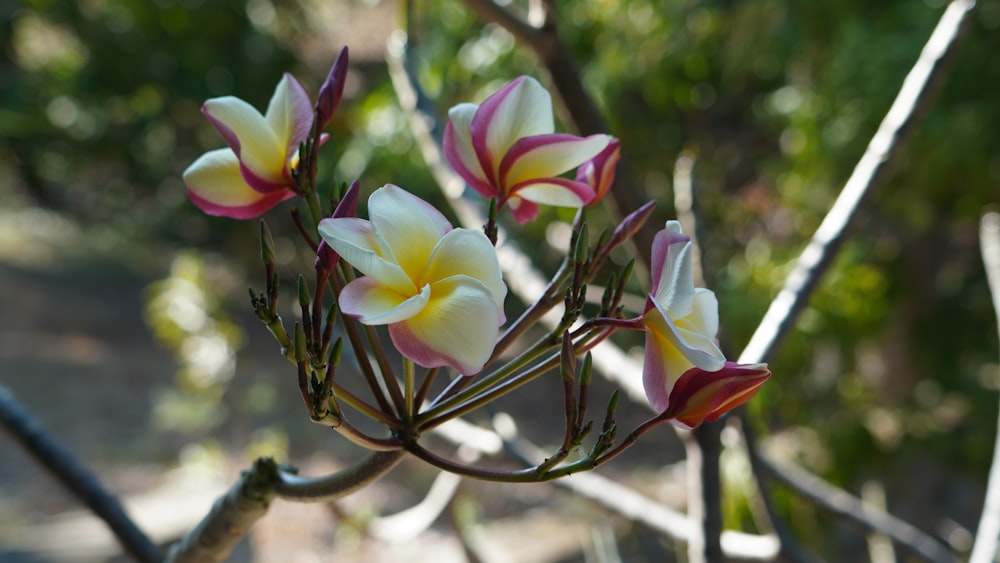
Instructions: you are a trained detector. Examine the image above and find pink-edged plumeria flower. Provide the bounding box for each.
[443,76,613,223]
[183,74,314,218]
[577,138,621,206]
[318,184,507,375]
[643,221,769,427]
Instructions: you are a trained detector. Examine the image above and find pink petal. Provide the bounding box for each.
[577,138,621,204]
[650,222,695,314]
[500,133,610,190]
[265,73,314,158]
[183,148,292,219]
[510,177,596,209]
[443,105,497,199]
[507,197,540,224]
[665,362,771,428]
[470,76,554,188]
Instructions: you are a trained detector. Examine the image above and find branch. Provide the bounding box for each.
[166,450,405,563]
[970,211,1000,563]
[738,0,977,366]
[752,450,956,563]
[0,384,161,563]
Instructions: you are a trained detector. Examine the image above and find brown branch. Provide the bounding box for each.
[970,211,1000,563]
[0,384,161,563]
[166,450,405,562]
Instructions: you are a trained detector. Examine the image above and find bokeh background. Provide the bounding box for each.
[1,0,999,561]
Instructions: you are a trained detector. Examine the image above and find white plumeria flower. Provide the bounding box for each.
[443,76,612,223]
[642,221,769,426]
[183,73,313,218]
[318,185,507,375]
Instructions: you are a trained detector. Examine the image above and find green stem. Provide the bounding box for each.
[419,327,606,431]
[489,258,571,362]
[404,358,415,420]
[421,329,562,421]
[331,382,401,429]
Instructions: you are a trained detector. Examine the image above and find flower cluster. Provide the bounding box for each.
[183,48,769,478]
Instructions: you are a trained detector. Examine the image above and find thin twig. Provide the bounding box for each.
[738,0,977,367]
[0,384,161,563]
[753,451,956,563]
[970,211,1000,563]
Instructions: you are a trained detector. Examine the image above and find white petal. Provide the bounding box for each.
[389,276,499,374]
[318,217,415,295]
[340,278,430,325]
[475,77,554,169]
[367,185,452,278]
[264,74,314,154]
[203,96,285,181]
[423,229,507,316]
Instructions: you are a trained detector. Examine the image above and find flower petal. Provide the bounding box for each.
[507,197,540,224]
[340,277,430,325]
[317,217,415,295]
[500,133,610,189]
[368,185,453,278]
[265,73,314,157]
[202,96,285,184]
[388,275,499,375]
[470,76,554,185]
[647,297,726,372]
[642,324,695,412]
[424,228,507,321]
[577,138,621,204]
[443,104,497,198]
[183,149,292,219]
[511,178,596,208]
[665,362,771,428]
[650,221,695,317]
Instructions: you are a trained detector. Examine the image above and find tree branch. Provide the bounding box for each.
[970,211,1000,563]
[0,384,161,563]
[738,0,977,366]
[752,449,956,562]
[166,450,405,562]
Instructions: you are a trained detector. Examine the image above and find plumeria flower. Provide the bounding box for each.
[643,221,769,427]
[183,73,313,218]
[443,76,614,223]
[318,184,507,375]
[577,138,621,206]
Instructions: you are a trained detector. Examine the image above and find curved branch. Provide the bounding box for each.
[970,211,1000,563]
[166,450,405,562]
[0,384,161,563]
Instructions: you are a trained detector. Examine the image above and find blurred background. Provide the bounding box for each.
[1,0,999,561]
